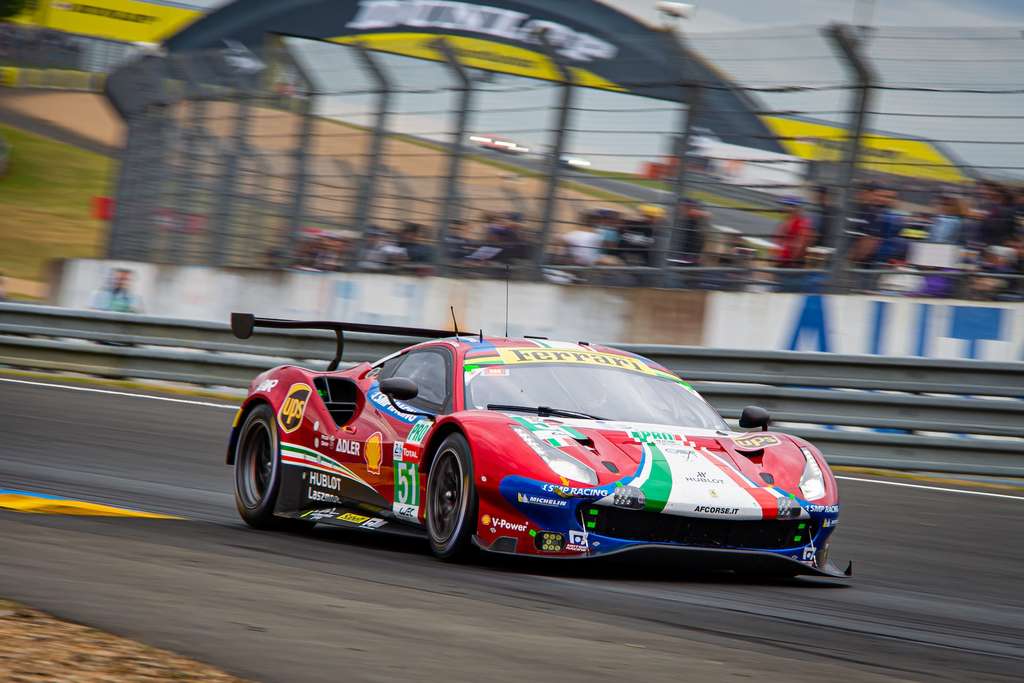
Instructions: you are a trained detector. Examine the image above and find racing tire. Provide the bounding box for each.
[425,433,478,561]
[233,404,313,532]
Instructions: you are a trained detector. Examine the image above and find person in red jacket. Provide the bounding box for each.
[774,196,816,268]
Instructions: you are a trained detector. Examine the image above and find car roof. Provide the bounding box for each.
[410,336,667,369]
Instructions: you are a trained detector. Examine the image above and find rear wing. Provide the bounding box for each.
[230,313,459,371]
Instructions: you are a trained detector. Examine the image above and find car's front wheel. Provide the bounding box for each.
[425,433,478,560]
[234,404,312,532]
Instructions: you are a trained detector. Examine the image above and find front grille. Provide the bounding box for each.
[581,505,817,550]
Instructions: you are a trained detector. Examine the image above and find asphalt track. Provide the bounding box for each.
[1,378,1022,682]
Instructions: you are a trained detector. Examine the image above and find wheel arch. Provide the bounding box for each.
[419,419,469,476]
[225,397,273,465]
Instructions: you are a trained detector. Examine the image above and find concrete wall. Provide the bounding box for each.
[55,260,1024,360]
[53,260,707,345]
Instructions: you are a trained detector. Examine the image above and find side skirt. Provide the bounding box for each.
[276,505,429,539]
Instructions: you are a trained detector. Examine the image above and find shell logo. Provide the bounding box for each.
[364,432,383,475]
[481,514,491,526]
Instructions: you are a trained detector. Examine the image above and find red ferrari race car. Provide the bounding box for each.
[226,314,849,578]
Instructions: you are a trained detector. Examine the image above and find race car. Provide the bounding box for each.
[469,134,530,155]
[226,314,849,578]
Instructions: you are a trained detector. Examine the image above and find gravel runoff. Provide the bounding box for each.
[0,600,248,683]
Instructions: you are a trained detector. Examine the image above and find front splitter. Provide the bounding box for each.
[475,536,852,578]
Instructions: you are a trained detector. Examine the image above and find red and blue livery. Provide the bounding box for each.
[225,314,849,578]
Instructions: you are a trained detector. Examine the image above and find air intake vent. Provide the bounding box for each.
[490,536,519,553]
[581,505,817,550]
[313,377,359,427]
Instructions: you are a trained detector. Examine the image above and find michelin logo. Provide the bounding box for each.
[347,0,619,62]
[517,492,568,508]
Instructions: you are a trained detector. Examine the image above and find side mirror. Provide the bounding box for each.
[380,377,418,402]
[738,405,771,432]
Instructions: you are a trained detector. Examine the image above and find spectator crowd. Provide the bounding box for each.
[285,179,1024,301]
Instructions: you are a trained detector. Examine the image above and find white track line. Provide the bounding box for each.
[4,378,1023,500]
[836,475,1024,501]
[0,377,237,410]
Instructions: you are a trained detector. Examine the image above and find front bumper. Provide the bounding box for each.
[475,535,851,578]
[486,475,844,576]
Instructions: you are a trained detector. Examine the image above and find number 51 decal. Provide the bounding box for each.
[395,462,419,506]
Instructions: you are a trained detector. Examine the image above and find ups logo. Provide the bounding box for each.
[732,433,781,450]
[278,383,311,433]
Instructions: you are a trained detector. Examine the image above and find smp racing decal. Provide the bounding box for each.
[255,379,278,392]
[369,383,422,424]
[278,383,311,433]
[542,481,611,498]
[732,433,782,450]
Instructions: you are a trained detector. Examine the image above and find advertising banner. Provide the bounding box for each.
[156,0,781,151]
[704,292,1024,362]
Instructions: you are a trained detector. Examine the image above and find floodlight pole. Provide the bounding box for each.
[656,20,700,287]
[434,38,474,269]
[825,23,876,291]
[534,31,575,271]
[351,44,393,264]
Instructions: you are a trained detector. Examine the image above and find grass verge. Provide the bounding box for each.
[0,599,247,682]
[0,124,113,283]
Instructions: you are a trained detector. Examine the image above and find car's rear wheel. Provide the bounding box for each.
[234,404,312,532]
[426,433,477,560]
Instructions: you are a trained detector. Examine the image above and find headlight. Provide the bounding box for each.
[799,447,826,501]
[510,424,598,485]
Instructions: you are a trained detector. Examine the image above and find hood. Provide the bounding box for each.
[505,414,818,521]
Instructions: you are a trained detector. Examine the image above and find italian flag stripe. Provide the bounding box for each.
[702,448,779,520]
[639,444,672,513]
[281,443,361,480]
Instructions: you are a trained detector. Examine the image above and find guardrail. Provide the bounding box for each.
[1,303,1021,476]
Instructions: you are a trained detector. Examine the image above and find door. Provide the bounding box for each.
[379,347,453,522]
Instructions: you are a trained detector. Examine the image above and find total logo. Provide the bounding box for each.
[481,514,528,533]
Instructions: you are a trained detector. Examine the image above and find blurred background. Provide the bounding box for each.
[0,0,1022,353]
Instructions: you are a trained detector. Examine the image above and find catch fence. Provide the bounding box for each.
[5,22,1023,296]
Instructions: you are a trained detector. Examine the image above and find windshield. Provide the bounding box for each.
[464,362,727,430]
